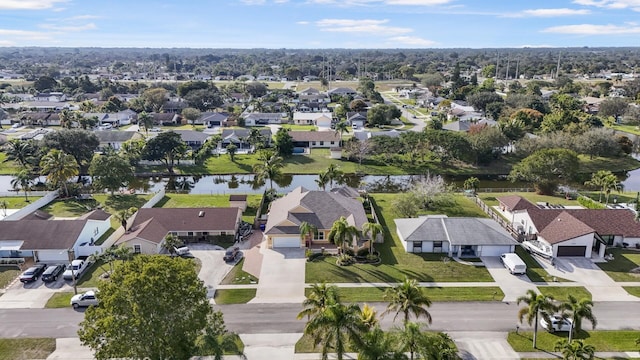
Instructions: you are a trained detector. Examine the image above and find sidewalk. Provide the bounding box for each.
[518,351,640,359]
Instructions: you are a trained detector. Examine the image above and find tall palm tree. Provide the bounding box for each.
[11,169,34,202]
[39,149,79,197]
[4,139,37,169]
[517,290,557,349]
[362,222,384,255]
[297,282,340,320]
[316,170,330,191]
[138,111,153,135]
[602,173,622,205]
[113,244,133,263]
[328,216,361,253]
[559,295,597,343]
[356,326,402,360]
[554,339,595,360]
[196,311,243,360]
[325,164,344,189]
[299,221,317,247]
[395,321,426,360]
[383,278,432,324]
[584,170,615,203]
[334,120,350,146]
[304,302,367,360]
[253,149,284,191]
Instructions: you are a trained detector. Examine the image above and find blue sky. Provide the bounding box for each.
[1,0,640,48]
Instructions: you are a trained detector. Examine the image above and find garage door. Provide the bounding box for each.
[272,237,300,248]
[479,245,513,257]
[36,250,69,263]
[557,246,587,257]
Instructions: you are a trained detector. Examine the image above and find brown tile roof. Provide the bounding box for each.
[538,211,594,244]
[0,220,85,250]
[497,195,539,211]
[289,131,341,142]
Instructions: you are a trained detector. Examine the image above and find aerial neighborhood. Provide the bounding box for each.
[1,46,640,359]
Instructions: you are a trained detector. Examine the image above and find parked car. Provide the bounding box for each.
[540,315,573,332]
[500,253,527,275]
[223,247,241,262]
[19,264,47,283]
[63,259,88,281]
[41,264,65,282]
[70,290,99,308]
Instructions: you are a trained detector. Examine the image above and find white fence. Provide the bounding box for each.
[2,190,59,221]
[141,189,166,209]
[0,191,52,197]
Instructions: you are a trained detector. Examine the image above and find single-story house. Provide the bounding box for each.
[289,131,341,150]
[94,131,143,151]
[497,195,640,258]
[115,207,242,254]
[264,186,369,249]
[219,128,272,151]
[173,130,211,150]
[328,87,358,97]
[0,209,112,262]
[443,118,496,132]
[243,112,285,126]
[347,112,367,129]
[395,215,517,257]
[298,87,320,96]
[353,129,401,141]
[198,112,229,128]
[152,113,180,125]
[293,112,332,127]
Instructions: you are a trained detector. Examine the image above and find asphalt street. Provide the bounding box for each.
[0,302,638,339]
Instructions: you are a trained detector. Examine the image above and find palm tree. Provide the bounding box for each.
[297,282,340,320]
[11,170,34,202]
[325,164,344,189]
[395,321,426,360]
[517,289,557,349]
[359,303,379,330]
[299,221,317,247]
[356,326,402,360]
[138,111,153,135]
[303,302,367,360]
[383,278,432,324]
[316,170,330,191]
[334,120,350,146]
[418,332,460,360]
[161,233,183,254]
[328,216,361,253]
[554,339,595,360]
[39,149,79,197]
[4,139,37,169]
[362,222,384,255]
[88,247,118,275]
[196,311,243,360]
[584,170,614,203]
[559,295,597,343]
[602,173,622,205]
[253,149,284,191]
[113,244,133,263]
[114,207,138,231]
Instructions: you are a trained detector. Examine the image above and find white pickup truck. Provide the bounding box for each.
[63,259,89,281]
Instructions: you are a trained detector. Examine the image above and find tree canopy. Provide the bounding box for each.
[508,148,579,195]
[141,131,188,174]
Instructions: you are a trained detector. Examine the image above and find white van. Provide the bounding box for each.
[500,253,527,275]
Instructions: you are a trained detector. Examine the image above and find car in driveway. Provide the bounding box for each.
[540,315,573,332]
[70,290,99,308]
[19,264,47,283]
[223,247,241,262]
[41,264,65,282]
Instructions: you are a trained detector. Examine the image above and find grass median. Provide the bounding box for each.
[213,289,256,304]
[305,286,504,302]
[45,292,74,308]
[0,338,56,360]
[538,286,591,302]
[508,330,639,352]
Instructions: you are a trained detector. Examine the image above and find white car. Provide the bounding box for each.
[70,290,99,308]
[540,315,573,332]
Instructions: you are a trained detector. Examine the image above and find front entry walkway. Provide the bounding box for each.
[249,239,306,304]
[482,256,539,302]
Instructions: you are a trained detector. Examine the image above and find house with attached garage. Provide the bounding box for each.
[395,215,517,257]
[293,112,332,127]
[218,128,272,152]
[94,130,144,151]
[289,131,341,152]
[497,195,640,258]
[243,112,286,126]
[172,130,211,150]
[263,186,370,249]
[0,209,112,263]
[114,207,242,254]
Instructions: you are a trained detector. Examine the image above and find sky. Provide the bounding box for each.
[1,0,640,48]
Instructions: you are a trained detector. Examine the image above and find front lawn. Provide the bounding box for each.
[0,266,20,289]
[0,338,56,360]
[0,196,43,209]
[0,153,20,175]
[507,330,640,352]
[213,289,256,304]
[45,292,73,308]
[538,286,591,302]
[221,258,259,285]
[306,194,494,284]
[623,286,640,297]
[596,248,640,282]
[310,286,504,302]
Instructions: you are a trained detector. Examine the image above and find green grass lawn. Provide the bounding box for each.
[579,155,640,174]
[281,125,318,131]
[213,289,256,304]
[596,249,640,282]
[295,333,356,353]
[310,286,504,302]
[0,267,20,289]
[479,192,579,208]
[221,258,259,285]
[0,196,42,208]
[153,193,262,224]
[305,194,494,284]
[508,330,640,352]
[515,247,570,283]
[608,123,640,136]
[0,153,20,175]
[623,286,640,297]
[39,198,99,217]
[0,338,57,360]
[538,286,592,302]
[40,194,152,218]
[581,191,640,205]
[45,292,73,308]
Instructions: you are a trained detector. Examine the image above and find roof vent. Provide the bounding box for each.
[198,211,205,217]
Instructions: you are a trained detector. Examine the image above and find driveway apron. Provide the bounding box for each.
[249,241,306,304]
[450,332,519,360]
[482,256,539,302]
[189,243,233,298]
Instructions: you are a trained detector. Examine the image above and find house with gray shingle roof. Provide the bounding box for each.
[395,215,517,257]
[94,131,143,150]
[264,186,369,249]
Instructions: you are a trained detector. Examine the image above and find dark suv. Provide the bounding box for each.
[223,247,241,262]
[19,264,47,283]
[42,264,65,282]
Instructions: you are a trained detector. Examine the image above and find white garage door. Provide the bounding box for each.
[479,245,514,257]
[36,250,69,263]
[272,237,300,248]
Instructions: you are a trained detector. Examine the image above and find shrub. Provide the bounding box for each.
[577,195,606,209]
[305,249,313,258]
[356,248,370,257]
[307,252,324,262]
[344,248,355,256]
[336,254,355,266]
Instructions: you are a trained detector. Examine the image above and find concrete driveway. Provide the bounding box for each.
[482,256,539,302]
[0,273,78,309]
[250,243,306,304]
[189,243,234,298]
[450,332,518,360]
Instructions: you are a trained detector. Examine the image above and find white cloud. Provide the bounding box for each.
[296,21,310,25]
[542,23,640,34]
[40,23,97,32]
[389,36,436,46]
[385,0,452,4]
[66,14,101,20]
[572,0,640,11]
[509,8,592,17]
[240,0,266,4]
[315,18,412,35]
[0,28,51,40]
[306,0,453,6]
[0,0,69,10]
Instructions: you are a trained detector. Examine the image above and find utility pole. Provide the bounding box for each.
[495,52,500,79]
[505,55,510,81]
[556,52,561,79]
[515,57,520,81]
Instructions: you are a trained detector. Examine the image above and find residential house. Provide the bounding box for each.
[219,128,272,151]
[19,112,61,127]
[290,131,341,151]
[395,215,517,257]
[443,118,496,132]
[293,112,332,127]
[94,131,143,151]
[34,92,67,102]
[115,207,242,254]
[296,102,329,113]
[151,113,180,126]
[21,101,70,112]
[243,112,285,126]
[497,195,640,258]
[347,112,368,128]
[328,87,358,97]
[298,87,320,96]
[197,112,229,128]
[263,186,369,248]
[353,129,401,142]
[0,209,112,262]
[173,130,211,150]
